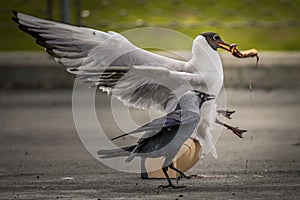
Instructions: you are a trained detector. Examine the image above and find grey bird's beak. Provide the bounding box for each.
[205,94,216,101]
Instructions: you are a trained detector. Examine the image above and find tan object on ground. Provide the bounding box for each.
[141,137,201,179]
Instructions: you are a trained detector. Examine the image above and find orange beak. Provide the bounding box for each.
[217,41,233,52]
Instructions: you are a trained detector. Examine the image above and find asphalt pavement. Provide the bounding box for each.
[0,88,299,200]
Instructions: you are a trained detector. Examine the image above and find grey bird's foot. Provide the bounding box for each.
[168,162,191,184]
[176,173,191,184]
[157,164,188,194]
[156,184,186,194]
[217,109,235,119]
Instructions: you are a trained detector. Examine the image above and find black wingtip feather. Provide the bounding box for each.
[18,25,38,37]
[35,39,49,48]
[68,68,79,72]
[18,24,29,32]
[18,24,46,42]
[46,49,60,58]
[12,10,18,17]
[12,10,20,24]
[12,16,19,24]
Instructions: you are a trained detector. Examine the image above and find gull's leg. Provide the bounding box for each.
[168,162,191,184]
[215,118,247,138]
[157,166,186,192]
[217,109,235,119]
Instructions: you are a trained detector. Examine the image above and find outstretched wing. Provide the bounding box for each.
[12,11,188,70]
[13,11,204,111]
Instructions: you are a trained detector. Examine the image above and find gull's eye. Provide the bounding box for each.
[200,94,204,98]
[213,34,220,41]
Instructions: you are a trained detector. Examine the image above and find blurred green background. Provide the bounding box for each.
[1,0,300,51]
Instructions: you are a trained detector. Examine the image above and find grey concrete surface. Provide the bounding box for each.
[0,89,299,199]
[0,51,300,89]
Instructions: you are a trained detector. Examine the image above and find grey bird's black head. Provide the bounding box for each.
[192,90,215,103]
[175,90,215,111]
[201,32,232,52]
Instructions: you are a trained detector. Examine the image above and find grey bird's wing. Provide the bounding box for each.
[125,110,200,162]
[112,110,200,141]
[13,11,204,111]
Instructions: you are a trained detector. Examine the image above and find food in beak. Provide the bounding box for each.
[230,44,259,65]
[218,42,259,67]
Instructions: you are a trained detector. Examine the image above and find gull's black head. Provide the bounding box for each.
[201,32,232,52]
[192,90,215,102]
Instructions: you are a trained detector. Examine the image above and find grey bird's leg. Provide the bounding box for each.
[157,165,186,191]
[215,118,247,138]
[167,163,191,184]
[217,109,235,119]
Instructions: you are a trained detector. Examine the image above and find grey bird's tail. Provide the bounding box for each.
[97,145,136,159]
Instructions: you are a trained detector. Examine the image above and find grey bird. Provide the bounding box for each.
[98,90,215,189]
